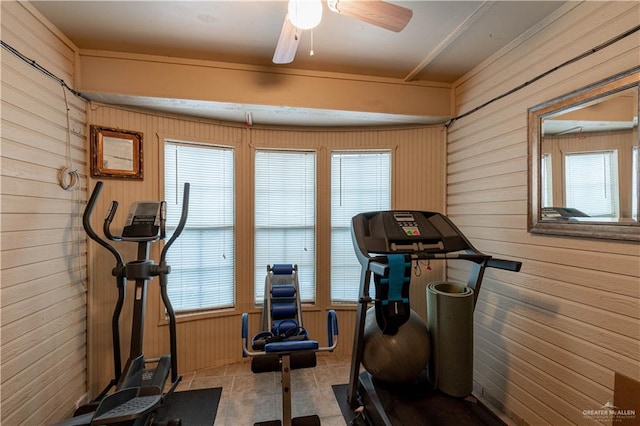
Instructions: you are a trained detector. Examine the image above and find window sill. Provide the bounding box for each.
[158,306,260,326]
[158,303,359,326]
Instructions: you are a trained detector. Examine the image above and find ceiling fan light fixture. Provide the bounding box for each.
[288,0,322,30]
[327,0,340,13]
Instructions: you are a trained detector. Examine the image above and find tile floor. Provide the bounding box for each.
[176,354,352,425]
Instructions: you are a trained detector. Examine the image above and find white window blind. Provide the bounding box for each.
[565,150,619,218]
[633,147,638,221]
[255,150,316,304]
[331,151,391,303]
[541,153,553,207]
[164,142,235,311]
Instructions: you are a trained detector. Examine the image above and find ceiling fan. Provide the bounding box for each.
[273,0,413,64]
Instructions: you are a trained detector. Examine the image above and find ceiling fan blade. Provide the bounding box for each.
[273,15,301,64]
[328,0,413,32]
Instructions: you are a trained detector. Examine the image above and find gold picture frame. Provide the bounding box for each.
[90,125,143,179]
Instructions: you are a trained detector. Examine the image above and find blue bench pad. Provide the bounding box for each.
[264,340,319,352]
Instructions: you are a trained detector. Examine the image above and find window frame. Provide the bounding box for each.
[563,149,620,218]
[253,148,318,305]
[329,149,393,304]
[162,138,237,314]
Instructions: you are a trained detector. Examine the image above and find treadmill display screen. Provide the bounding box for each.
[393,213,421,236]
[393,213,415,221]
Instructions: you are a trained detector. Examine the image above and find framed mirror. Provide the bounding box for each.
[90,125,143,180]
[528,67,639,241]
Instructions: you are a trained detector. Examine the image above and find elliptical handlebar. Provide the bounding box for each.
[84,181,192,269]
[157,182,189,384]
[160,183,190,263]
[83,181,125,266]
[159,201,167,240]
[103,201,122,241]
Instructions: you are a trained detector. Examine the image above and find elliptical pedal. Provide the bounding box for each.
[93,394,162,424]
[142,355,172,388]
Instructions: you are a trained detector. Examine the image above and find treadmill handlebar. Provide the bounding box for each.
[411,252,522,272]
[487,258,522,272]
[367,252,520,276]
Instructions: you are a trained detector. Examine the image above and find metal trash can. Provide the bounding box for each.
[426,281,474,397]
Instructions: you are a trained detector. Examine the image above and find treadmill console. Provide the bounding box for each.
[541,207,589,220]
[122,202,164,240]
[353,210,470,255]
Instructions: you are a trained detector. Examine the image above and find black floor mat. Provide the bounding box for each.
[332,382,505,426]
[332,384,366,425]
[154,388,222,425]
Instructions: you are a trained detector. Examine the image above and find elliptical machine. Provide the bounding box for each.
[55,181,189,425]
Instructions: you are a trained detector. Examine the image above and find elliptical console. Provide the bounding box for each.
[121,201,164,240]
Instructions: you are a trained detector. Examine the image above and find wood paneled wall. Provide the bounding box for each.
[1,2,88,424]
[448,2,640,424]
[86,104,447,397]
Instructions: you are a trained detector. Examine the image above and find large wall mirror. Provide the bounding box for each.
[528,67,639,241]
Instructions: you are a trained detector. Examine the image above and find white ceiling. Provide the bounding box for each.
[31,0,568,126]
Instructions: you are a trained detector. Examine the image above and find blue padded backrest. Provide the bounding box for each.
[264,264,304,336]
[271,302,297,319]
[272,264,294,275]
[271,285,296,298]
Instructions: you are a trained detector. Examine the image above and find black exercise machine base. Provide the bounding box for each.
[255,415,321,426]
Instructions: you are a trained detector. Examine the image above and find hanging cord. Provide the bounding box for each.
[414,259,432,277]
[6,39,88,289]
[6,38,83,190]
[1,40,88,101]
[58,167,79,190]
[2,40,83,187]
[59,85,80,190]
[59,82,86,290]
[445,24,640,128]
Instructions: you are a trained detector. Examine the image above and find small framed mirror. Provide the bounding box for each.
[528,67,639,241]
[90,125,144,180]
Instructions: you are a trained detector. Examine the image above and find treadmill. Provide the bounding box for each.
[347,210,522,425]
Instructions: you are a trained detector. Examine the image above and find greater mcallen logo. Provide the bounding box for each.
[583,402,636,423]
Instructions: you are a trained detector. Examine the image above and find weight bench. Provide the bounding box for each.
[241,264,339,426]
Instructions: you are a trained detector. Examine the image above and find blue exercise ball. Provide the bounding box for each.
[362,307,431,383]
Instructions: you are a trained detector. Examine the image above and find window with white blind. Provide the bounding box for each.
[254,150,316,304]
[564,150,619,218]
[331,151,391,303]
[164,141,235,311]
